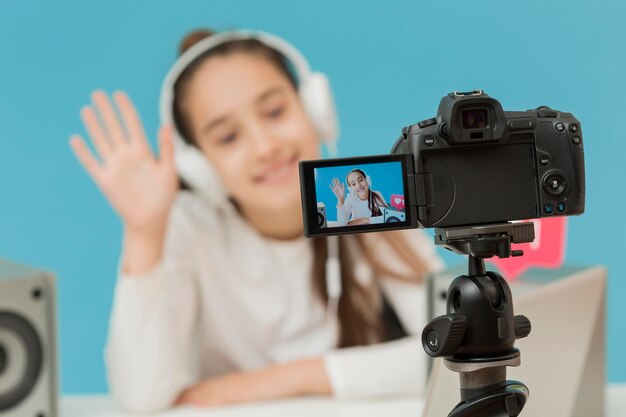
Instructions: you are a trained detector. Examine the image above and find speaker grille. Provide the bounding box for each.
[0,311,43,411]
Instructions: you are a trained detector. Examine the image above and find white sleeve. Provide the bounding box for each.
[336,194,353,226]
[104,195,200,413]
[324,335,426,398]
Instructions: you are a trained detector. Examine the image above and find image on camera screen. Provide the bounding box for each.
[314,160,407,228]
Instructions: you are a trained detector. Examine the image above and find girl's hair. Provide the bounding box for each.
[346,169,388,217]
[174,29,434,347]
[173,29,297,145]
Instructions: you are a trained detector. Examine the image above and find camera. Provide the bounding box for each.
[299,90,585,236]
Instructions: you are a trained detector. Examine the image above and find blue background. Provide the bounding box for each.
[315,162,404,222]
[1,0,625,393]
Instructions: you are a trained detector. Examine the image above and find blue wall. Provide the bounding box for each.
[1,0,624,393]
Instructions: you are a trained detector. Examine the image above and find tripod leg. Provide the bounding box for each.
[448,375,528,417]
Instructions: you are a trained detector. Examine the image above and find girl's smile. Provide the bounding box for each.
[253,153,299,186]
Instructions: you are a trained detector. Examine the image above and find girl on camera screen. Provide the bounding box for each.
[331,169,389,226]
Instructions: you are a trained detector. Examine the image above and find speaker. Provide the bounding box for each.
[317,202,327,228]
[0,259,57,417]
[383,207,405,223]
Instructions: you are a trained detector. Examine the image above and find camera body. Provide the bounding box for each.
[299,90,585,236]
[393,90,585,228]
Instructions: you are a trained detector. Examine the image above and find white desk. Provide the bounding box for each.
[62,396,423,417]
[62,385,626,416]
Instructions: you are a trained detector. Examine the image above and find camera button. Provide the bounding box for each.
[508,119,535,130]
[418,118,437,128]
[540,156,550,166]
[555,122,565,132]
[572,136,581,145]
[424,136,435,146]
[543,172,568,197]
[544,204,554,214]
[557,202,567,212]
[569,124,579,133]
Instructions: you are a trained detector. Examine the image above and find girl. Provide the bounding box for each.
[331,168,389,226]
[69,28,443,413]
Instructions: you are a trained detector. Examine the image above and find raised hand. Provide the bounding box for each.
[329,178,346,205]
[70,91,178,234]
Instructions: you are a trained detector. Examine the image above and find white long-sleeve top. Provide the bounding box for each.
[336,191,386,225]
[105,191,444,413]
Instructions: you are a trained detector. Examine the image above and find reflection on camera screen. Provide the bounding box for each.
[314,161,406,228]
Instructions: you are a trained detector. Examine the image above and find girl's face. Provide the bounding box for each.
[347,171,370,201]
[181,52,321,215]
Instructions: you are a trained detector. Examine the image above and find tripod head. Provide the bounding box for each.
[423,222,534,417]
[435,222,535,260]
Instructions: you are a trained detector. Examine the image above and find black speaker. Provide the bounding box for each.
[0,259,57,417]
[317,202,327,228]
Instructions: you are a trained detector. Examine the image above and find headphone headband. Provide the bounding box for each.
[160,30,314,124]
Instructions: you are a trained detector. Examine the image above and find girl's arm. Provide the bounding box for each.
[121,223,168,275]
[106,194,200,413]
[176,335,428,405]
[70,91,179,275]
[72,91,194,412]
[175,357,332,406]
[336,194,352,226]
[331,178,351,226]
[324,335,427,398]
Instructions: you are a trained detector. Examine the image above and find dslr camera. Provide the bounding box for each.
[300,90,585,236]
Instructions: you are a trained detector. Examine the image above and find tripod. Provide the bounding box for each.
[422,223,533,417]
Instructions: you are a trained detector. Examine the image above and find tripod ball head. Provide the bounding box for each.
[423,270,531,360]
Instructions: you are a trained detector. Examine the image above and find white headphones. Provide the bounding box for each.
[159,29,339,207]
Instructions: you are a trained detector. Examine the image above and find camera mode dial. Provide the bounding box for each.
[536,106,558,118]
[417,117,437,128]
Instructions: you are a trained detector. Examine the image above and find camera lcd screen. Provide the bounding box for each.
[299,154,415,237]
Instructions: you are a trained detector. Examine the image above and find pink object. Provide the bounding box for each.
[486,217,568,281]
[390,194,405,210]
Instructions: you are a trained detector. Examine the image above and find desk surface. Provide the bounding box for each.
[62,385,626,417]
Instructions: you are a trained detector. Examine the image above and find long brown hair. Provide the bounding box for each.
[172,28,434,348]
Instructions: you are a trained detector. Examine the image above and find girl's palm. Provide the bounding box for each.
[70,91,178,231]
[330,177,345,202]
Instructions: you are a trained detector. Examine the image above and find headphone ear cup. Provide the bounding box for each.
[299,72,338,155]
[174,136,230,207]
[367,175,372,187]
